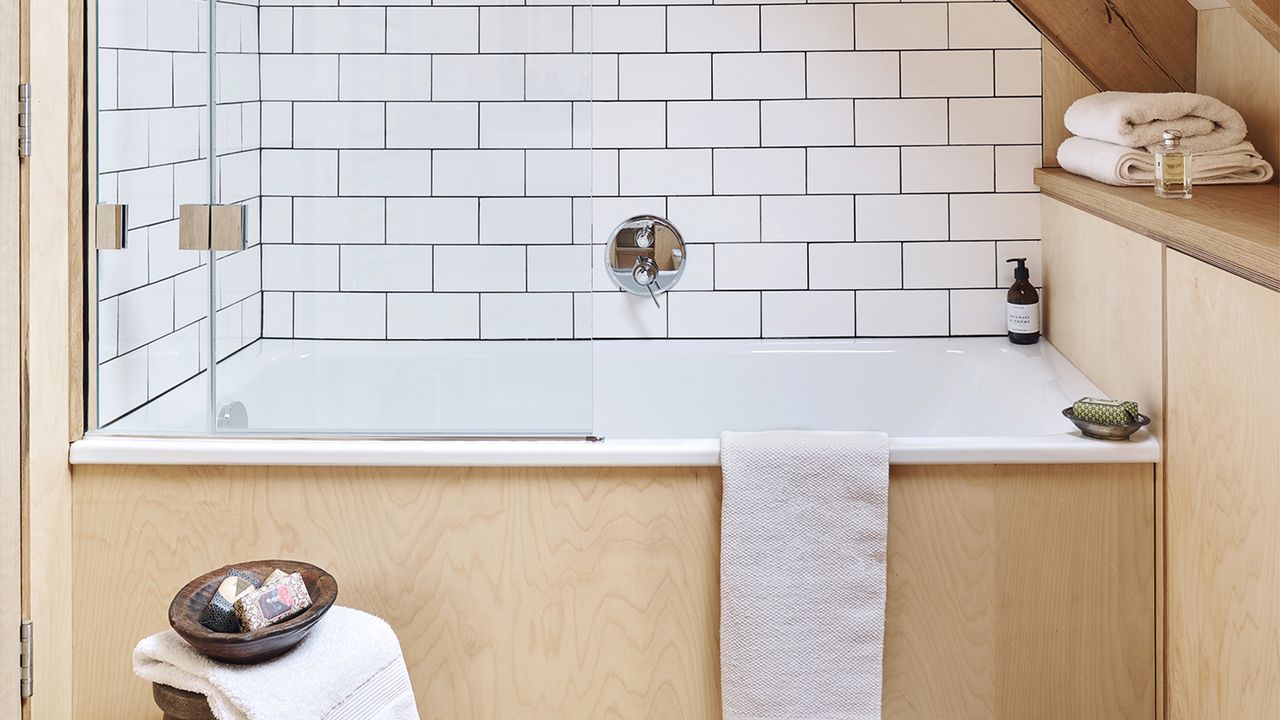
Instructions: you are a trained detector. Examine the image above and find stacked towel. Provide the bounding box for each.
[720,430,890,720]
[1057,91,1274,186]
[134,606,419,720]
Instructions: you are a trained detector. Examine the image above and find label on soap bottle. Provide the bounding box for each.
[1007,302,1040,334]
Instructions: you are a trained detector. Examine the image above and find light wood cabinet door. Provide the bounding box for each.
[1165,250,1280,720]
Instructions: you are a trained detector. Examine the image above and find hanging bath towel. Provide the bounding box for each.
[720,430,890,720]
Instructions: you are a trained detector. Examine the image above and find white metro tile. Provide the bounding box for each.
[258,7,292,53]
[996,50,1042,96]
[117,280,174,353]
[761,100,854,147]
[340,56,433,101]
[99,111,149,173]
[667,196,761,244]
[949,3,1042,49]
[713,53,805,100]
[387,103,479,149]
[950,97,1041,145]
[262,292,293,338]
[856,290,949,337]
[575,7,666,53]
[807,147,901,194]
[388,198,480,245]
[855,99,949,146]
[901,51,994,98]
[387,293,480,340]
[99,0,148,50]
[590,197,666,245]
[98,349,148,424]
[668,292,760,338]
[590,102,667,148]
[762,291,856,338]
[527,149,594,196]
[480,293,574,339]
[761,5,854,51]
[590,151,620,198]
[293,103,385,149]
[950,289,1008,336]
[481,198,573,245]
[668,6,759,52]
[855,3,948,50]
[996,240,1043,286]
[340,246,434,292]
[806,52,899,99]
[715,243,807,290]
[116,50,172,109]
[261,55,339,101]
[293,198,385,245]
[147,324,200,396]
[761,195,855,242]
[809,243,902,290]
[618,54,711,101]
[903,241,995,289]
[667,101,760,148]
[293,7,385,54]
[293,293,386,340]
[526,54,593,101]
[995,145,1043,192]
[98,296,119,359]
[434,246,526,292]
[480,103,573,148]
[527,245,593,292]
[620,150,713,196]
[386,8,479,54]
[117,165,173,229]
[591,291,666,338]
[261,102,292,148]
[481,8,572,54]
[856,195,949,242]
[950,193,1041,240]
[901,146,995,193]
[433,56,525,101]
[432,150,525,196]
[262,150,337,196]
[262,245,339,291]
[339,150,432,197]
[713,149,806,195]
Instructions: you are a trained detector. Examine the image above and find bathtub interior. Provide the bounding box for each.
[99,337,1102,440]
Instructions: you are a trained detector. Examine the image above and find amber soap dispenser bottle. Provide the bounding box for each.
[1006,257,1040,345]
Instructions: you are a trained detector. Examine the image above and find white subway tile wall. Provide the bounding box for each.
[97,0,263,424]
[98,0,1045,409]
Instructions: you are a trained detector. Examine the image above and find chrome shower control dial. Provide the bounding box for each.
[604,215,687,308]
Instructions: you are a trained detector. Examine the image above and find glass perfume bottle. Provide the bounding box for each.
[1154,129,1193,199]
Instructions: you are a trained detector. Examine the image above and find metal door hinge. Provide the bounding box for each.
[19,620,32,699]
[17,83,31,158]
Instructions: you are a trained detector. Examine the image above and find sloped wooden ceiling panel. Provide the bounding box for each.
[1227,0,1280,50]
[1010,0,1198,92]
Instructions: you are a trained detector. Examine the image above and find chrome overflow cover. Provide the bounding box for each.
[605,215,686,307]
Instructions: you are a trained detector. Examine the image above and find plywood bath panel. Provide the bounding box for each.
[72,463,1154,719]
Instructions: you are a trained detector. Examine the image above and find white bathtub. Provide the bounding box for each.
[72,337,1158,465]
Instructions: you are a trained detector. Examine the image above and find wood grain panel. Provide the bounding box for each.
[1198,7,1280,167]
[1226,0,1280,50]
[73,463,1154,719]
[1165,251,1280,720]
[1011,0,1197,92]
[1041,39,1100,167]
[0,0,21,715]
[1040,198,1165,433]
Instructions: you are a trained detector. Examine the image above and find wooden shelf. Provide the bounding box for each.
[1035,168,1280,291]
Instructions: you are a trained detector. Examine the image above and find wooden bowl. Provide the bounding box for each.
[169,560,338,664]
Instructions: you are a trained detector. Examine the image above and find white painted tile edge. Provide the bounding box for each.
[70,431,1159,467]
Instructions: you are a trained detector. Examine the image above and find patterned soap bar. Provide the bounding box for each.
[1072,397,1140,426]
[198,570,260,633]
[261,569,289,589]
[234,572,313,631]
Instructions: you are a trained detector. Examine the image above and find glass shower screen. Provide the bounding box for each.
[92,1,595,437]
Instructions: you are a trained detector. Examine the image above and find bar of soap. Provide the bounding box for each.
[1072,397,1140,426]
[234,572,313,631]
[261,569,289,589]
[199,570,262,633]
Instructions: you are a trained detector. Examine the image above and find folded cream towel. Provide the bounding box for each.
[134,606,419,720]
[1058,136,1275,187]
[1064,91,1247,153]
[720,430,890,720]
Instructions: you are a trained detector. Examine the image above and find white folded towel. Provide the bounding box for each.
[1058,136,1275,187]
[720,430,890,720]
[134,606,419,720]
[1064,91,1247,153]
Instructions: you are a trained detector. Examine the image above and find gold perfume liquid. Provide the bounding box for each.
[1155,130,1194,199]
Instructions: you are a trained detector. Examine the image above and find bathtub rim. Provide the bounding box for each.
[69,432,1160,466]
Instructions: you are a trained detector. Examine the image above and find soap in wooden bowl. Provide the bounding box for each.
[169,559,338,664]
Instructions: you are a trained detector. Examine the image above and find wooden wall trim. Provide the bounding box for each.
[0,0,21,716]
[1011,0,1198,92]
[1227,0,1280,50]
[1041,38,1100,167]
